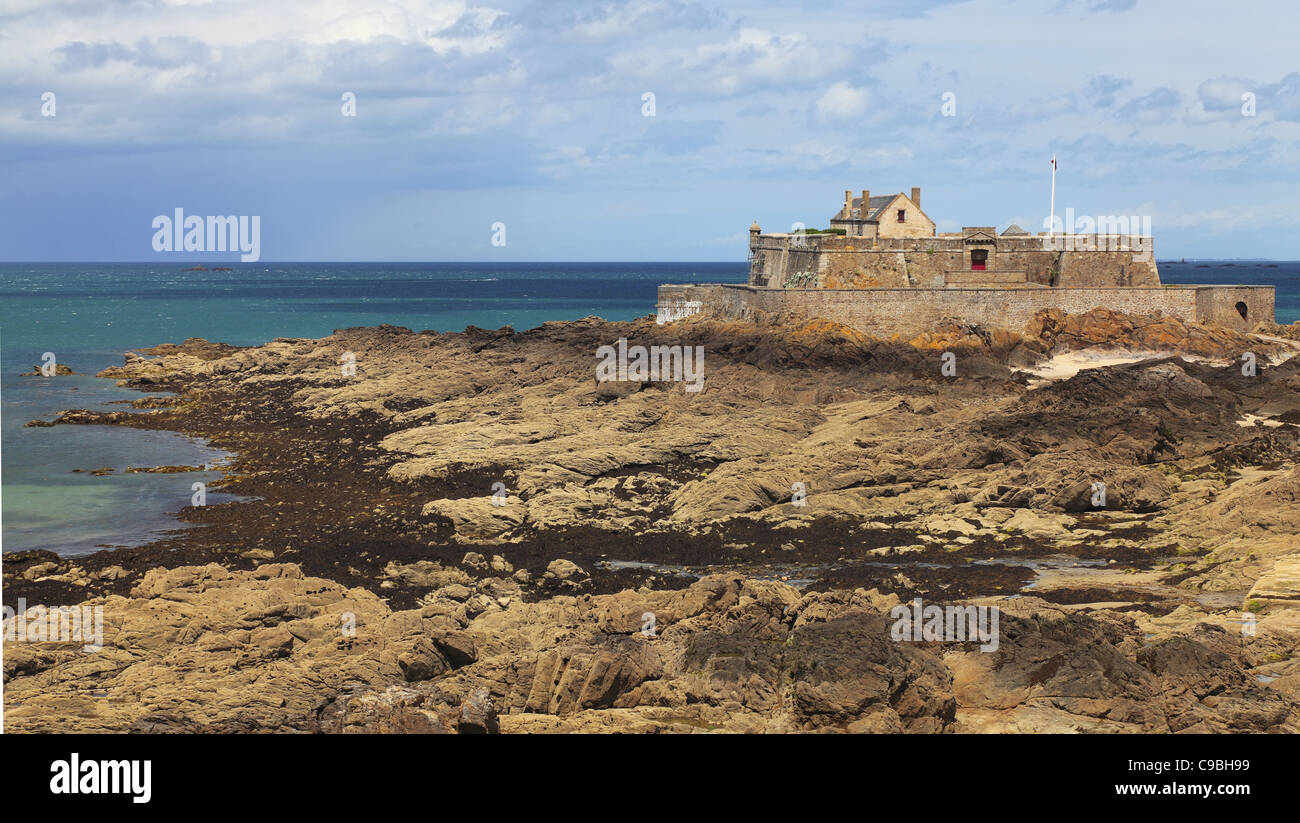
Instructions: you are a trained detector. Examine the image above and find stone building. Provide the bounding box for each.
[750,186,1161,290]
[658,186,1275,335]
[828,187,935,240]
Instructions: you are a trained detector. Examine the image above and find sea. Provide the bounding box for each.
[1,260,1296,556]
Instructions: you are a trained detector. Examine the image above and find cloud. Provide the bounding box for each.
[1115,86,1182,122]
[1086,75,1132,108]
[605,27,861,98]
[1192,71,1300,123]
[637,120,725,154]
[814,82,868,123]
[517,1,724,42]
[1058,0,1138,11]
[1088,0,1138,10]
[5,0,1300,260]
[1199,76,1253,111]
[1263,72,1300,122]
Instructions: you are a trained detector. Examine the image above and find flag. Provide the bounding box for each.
[1051,155,1057,170]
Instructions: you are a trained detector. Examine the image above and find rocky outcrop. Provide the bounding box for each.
[20,363,77,376]
[5,563,1291,733]
[7,309,1299,733]
[1027,307,1291,360]
[1255,320,1300,342]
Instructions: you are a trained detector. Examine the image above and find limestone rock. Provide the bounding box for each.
[541,559,590,592]
[423,497,525,541]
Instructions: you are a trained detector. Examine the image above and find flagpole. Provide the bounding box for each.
[1049,155,1056,236]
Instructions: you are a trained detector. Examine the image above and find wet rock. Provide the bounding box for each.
[20,363,77,376]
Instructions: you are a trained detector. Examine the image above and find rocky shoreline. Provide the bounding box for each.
[5,308,1300,733]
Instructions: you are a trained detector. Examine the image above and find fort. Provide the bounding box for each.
[657,186,1274,336]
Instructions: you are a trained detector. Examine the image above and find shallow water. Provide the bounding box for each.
[1,262,748,555]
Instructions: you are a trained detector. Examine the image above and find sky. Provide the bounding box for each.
[2,0,1299,262]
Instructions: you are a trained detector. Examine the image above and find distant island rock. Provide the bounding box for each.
[19,363,77,376]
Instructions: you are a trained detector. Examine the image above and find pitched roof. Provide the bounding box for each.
[836,194,903,223]
[1001,223,1029,236]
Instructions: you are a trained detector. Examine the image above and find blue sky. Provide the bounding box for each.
[2,0,1299,262]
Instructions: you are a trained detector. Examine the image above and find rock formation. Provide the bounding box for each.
[5,310,1299,733]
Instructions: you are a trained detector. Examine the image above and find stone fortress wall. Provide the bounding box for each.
[656,283,1275,337]
[749,231,1161,290]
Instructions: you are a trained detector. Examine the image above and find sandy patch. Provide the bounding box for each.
[1016,348,1173,386]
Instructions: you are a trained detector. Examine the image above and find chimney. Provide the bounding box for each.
[860,190,870,220]
[911,187,921,208]
[844,190,852,218]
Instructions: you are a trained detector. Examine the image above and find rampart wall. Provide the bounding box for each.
[656,283,1275,337]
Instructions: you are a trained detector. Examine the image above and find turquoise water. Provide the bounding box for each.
[0,263,746,554]
[1,260,1293,556]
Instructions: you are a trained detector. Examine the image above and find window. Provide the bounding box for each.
[896,209,906,223]
[971,249,988,271]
